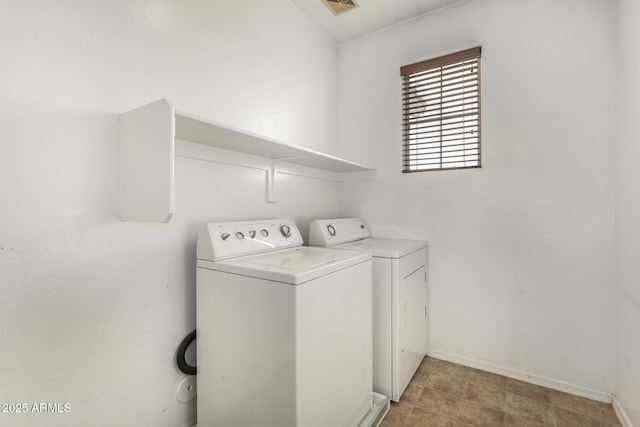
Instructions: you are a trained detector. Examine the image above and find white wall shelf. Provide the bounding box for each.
[120,98,374,222]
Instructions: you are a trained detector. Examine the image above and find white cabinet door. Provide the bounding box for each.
[397,265,428,398]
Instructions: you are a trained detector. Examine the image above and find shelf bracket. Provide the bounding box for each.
[120,99,175,223]
[267,160,277,203]
[266,156,304,203]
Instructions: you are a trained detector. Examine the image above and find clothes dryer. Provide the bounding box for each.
[309,218,428,402]
[196,219,388,427]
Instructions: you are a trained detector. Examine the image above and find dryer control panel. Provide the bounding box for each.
[197,219,303,261]
[309,218,371,246]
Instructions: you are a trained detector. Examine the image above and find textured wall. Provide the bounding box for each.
[337,0,616,396]
[0,1,339,426]
[615,0,640,423]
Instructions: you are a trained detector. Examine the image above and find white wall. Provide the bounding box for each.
[615,0,640,423]
[337,0,616,397]
[0,1,339,426]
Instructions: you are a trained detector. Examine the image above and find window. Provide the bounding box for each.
[401,47,481,172]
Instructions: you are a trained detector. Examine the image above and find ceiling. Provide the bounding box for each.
[290,0,469,44]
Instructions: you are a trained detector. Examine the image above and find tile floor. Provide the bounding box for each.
[381,357,621,427]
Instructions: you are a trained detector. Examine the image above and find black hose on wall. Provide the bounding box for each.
[177,329,197,375]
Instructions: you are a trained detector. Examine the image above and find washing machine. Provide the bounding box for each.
[196,218,389,427]
[309,218,428,402]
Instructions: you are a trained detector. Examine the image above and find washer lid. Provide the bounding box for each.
[332,238,427,259]
[197,246,371,285]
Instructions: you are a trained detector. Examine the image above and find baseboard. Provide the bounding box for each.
[612,395,634,427]
[428,350,612,403]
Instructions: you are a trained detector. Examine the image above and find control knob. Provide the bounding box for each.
[280,225,291,238]
[249,230,256,238]
[327,224,336,236]
[235,232,245,240]
[221,232,231,241]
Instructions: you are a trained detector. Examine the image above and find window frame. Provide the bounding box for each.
[401,47,482,173]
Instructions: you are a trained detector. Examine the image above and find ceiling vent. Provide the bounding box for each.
[321,0,359,16]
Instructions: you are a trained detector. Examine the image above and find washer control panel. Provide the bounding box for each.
[197,219,303,261]
[308,218,370,246]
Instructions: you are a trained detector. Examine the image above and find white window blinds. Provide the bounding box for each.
[401,47,481,172]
